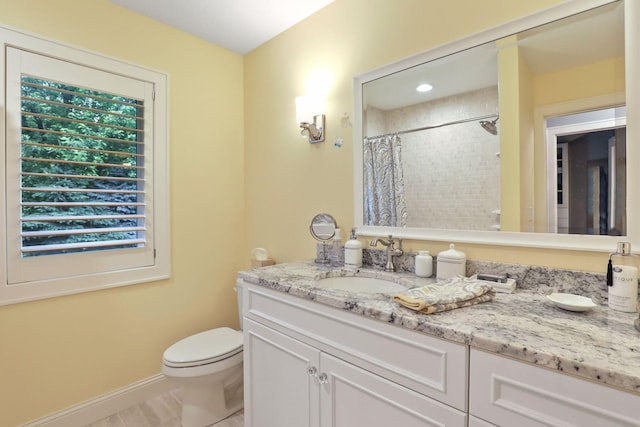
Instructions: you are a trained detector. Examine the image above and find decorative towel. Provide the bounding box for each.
[393,276,495,314]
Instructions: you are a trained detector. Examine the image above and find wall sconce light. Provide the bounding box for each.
[296,96,325,143]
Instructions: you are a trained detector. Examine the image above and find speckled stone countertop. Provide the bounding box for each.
[238,260,640,396]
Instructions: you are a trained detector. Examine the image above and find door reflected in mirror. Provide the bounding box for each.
[546,107,626,235]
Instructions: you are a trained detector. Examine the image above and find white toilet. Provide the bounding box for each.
[162,283,244,427]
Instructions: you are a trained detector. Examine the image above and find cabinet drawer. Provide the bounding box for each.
[242,281,468,410]
[470,349,640,427]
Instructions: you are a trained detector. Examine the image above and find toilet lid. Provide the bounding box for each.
[163,327,243,368]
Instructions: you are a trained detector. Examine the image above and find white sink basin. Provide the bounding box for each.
[316,276,407,294]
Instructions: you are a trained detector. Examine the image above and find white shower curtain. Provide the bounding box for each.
[363,134,407,227]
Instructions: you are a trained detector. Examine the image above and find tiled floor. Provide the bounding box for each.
[85,388,244,427]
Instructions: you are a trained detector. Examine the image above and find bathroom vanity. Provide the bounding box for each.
[238,262,640,427]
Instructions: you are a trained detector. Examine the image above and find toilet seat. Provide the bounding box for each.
[163,327,243,368]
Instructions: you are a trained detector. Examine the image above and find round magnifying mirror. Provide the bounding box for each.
[310,213,337,241]
[310,213,337,264]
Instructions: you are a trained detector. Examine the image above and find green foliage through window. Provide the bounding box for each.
[20,76,146,256]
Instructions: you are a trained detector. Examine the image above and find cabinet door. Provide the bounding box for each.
[470,349,640,427]
[319,353,467,427]
[244,319,320,427]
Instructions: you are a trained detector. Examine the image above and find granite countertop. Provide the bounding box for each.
[238,261,640,396]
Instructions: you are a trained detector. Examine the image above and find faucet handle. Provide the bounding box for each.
[386,235,402,250]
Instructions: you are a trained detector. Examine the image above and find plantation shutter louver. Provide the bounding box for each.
[5,46,158,286]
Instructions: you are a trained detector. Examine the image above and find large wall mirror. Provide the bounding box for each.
[353,0,639,252]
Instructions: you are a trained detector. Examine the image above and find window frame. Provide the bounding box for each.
[0,25,170,305]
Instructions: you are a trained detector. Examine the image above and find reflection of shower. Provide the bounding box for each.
[480,116,499,135]
[365,113,500,139]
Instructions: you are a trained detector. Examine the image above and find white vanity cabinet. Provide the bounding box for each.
[245,318,466,427]
[240,280,468,427]
[469,349,640,427]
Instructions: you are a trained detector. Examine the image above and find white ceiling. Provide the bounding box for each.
[364,43,499,111]
[108,0,335,54]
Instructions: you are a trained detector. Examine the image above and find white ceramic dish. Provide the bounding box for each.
[546,293,597,312]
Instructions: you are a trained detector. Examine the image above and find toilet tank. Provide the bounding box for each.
[235,279,245,330]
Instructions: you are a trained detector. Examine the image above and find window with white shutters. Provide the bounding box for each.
[1,28,170,305]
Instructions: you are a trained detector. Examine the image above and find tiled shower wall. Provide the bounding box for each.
[365,86,500,230]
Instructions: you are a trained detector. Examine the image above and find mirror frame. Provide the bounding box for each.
[310,213,337,241]
[353,0,639,252]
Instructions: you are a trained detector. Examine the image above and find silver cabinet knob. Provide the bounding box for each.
[307,366,317,377]
[318,373,328,384]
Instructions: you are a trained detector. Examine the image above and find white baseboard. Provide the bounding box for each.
[22,374,175,427]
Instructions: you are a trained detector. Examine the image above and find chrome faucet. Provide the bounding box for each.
[370,235,403,272]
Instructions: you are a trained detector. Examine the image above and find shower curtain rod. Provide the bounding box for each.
[365,113,499,140]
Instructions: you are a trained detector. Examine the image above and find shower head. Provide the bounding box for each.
[480,116,499,135]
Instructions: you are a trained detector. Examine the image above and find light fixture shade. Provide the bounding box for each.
[296,96,323,124]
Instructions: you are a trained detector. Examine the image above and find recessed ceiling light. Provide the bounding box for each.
[416,83,433,93]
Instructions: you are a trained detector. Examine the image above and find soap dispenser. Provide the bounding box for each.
[344,228,363,269]
[332,228,343,267]
[608,242,639,313]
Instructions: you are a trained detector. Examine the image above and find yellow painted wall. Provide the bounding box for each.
[497,36,524,232]
[519,48,536,233]
[534,56,625,106]
[0,0,623,424]
[0,1,244,425]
